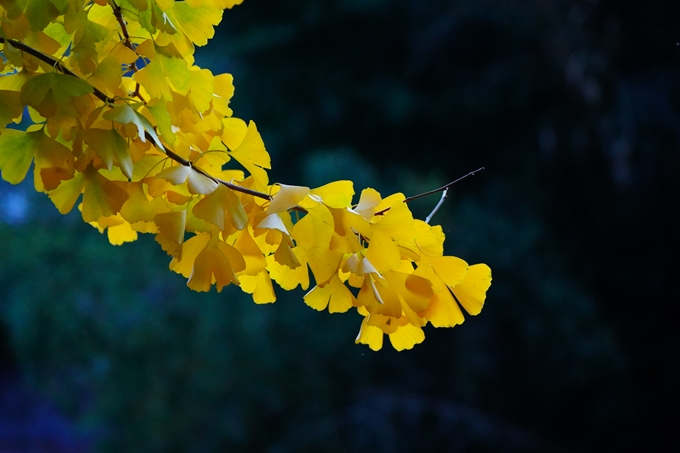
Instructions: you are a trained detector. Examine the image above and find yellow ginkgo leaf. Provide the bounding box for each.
[107,218,138,245]
[388,323,425,352]
[359,278,401,319]
[156,165,218,195]
[102,104,164,150]
[221,117,247,150]
[355,314,384,352]
[299,180,354,210]
[170,1,224,46]
[20,72,93,118]
[0,129,38,184]
[429,255,468,288]
[255,213,290,235]
[304,274,355,314]
[146,101,176,145]
[169,232,211,278]
[81,166,129,222]
[267,183,309,214]
[239,270,276,304]
[187,68,214,113]
[266,247,309,291]
[120,182,167,224]
[291,204,334,250]
[386,271,434,314]
[187,244,239,292]
[451,263,492,316]
[372,198,415,242]
[365,229,402,274]
[228,121,271,188]
[212,73,234,115]
[33,132,74,192]
[135,43,191,99]
[154,210,187,259]
[304,247,343,287]
[232,228,266,275]
[354,187,382,220]
[88,55,123,96]
[327,208,363,254]
[273,239,299,269]
[81,128,134,180]
[0,90,23,128]
[192,184,247,231]
[419,286,465,328]
[48,172,85,214]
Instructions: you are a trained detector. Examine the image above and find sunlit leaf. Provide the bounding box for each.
[266,247,309,291]
[0,129,37,184]
[355,313,384,352]
[154,210,187,259]
[107,218,138,245]
[239,270,276,304]
[451,263,492,316]
[228,121,270,188]
[365,229,401,274]
[267,184,309,214]
[305,247,343,286]
[192,184,247,231]
[171,1,223,46]
[20,72,93,117]
[291,204,334,250]
[0,90,23,128]
[233,228,266,275]
[81,166,129,222]
[388,323,425,352]
[103,104,164,150]
[304,274,355,313]
[48,172,85,214]
[81,128,134,179]
[187,243,240,292]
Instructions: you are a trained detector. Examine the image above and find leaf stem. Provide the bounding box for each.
[110,0,146,103]
[425,188,447,224]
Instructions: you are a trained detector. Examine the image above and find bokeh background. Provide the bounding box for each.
[1,1,679,451]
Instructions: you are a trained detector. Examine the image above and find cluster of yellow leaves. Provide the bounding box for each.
[0,0,491,350]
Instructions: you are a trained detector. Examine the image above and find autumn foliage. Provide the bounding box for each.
[0,0,491,350]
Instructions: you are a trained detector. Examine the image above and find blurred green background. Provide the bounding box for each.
[1,0,679,451]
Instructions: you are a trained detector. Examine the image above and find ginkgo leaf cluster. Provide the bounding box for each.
[0,0,491,350]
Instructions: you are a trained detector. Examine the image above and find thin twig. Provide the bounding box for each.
[0,36,114,104]
[109,0,145,103]
[425,188,447,224]
[374,167,485,216]
[403,167,485,203]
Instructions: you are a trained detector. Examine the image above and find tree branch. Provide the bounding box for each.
[374,167,485,216]
[0,36,113,104]
[109,0,146,103]
[403,167,485,203]
[0,36,272,201]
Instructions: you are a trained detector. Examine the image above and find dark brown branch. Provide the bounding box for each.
[110,1,146,103]
[403,167,485,203]
[0,36,114,104]
[374,167,485,216]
